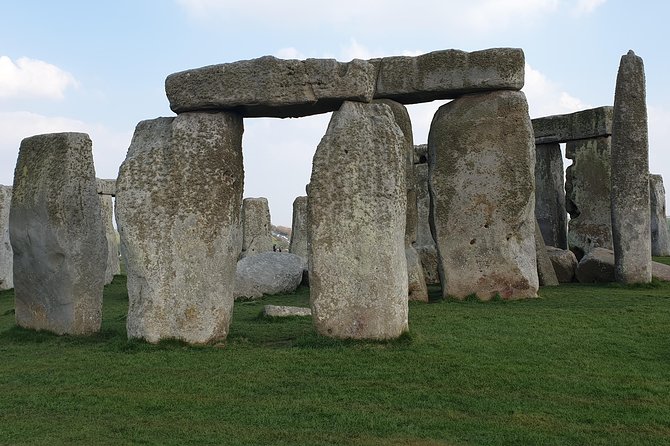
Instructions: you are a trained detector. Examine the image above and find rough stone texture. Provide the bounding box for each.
[10,133,106,334]
[234,252,305,300]
[0,186,13,290]
[414,144,428,164]
[166,57,376,117]
[406,246,429,301]
[372,48,525,104]
[96,178,116,196]
[649,174,670,256]
[416,244,440,285]
[309,101,408,339]
[652,261,670,282]
[428,90,538,300]
[577,247,670,283]
[565,137,612,258]
[262,305,311,318]
[100,195,120,285]
[414,162,439,285]
[240,197,273,259]
[289,195,308,260]
[535,221,559,286]
[532,106,613,144]
[535,143,567,249]
[610,50,651,284]
[546,246,578,283]
[116,113,243,344]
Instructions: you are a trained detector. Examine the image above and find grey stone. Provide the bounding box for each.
[309,101,408,339]
[416,244,440,285]
[610,50,651,284]
[234,252,305,300]
[577,247,670,283]
[372,48,525,104]
[406,246,429,302]
[0,186,13,290]
[166,56,376,117]
[565,137,613,258]
[100,195,120,285]
[414,144,428,164]
[262,305,311,318]
[116,113,243,344]
[10,133,106,334]
[289,196,308,260]
[649,174,670,256]
[535,221,559,286]
[414,162,439,285]
[546,246,578,283]
[240,197,273,259]
[535,143,567,249]
[96,178,116,196]
[532,106,613,144]
[428,90,538,300]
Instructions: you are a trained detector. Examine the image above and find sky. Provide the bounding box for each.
[1,0,669,226]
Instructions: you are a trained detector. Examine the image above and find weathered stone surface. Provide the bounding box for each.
[289,196,308,260]
[0,186,13,290]
[535,143,567,249]
[309,101,408,339]
[96,178,116,196]
[166,57,376,117]
[577,247,670,283]
[428,90,538,300]
[234,252,305,300]
[565,137,612,258]
[262,305,311,318]
[406,246,429,301]
[546,246,578,283]
[116,113,243,344]
[535,221,559,286]
[416,244,440,285]
[610,50,651,284]
[414,162,439,285]
[372,48,525,104]
[240,197,273,259]
[532,106,613,144]
[10,133,106,334]
[652,261,670,282]
[100,195,120,285]
[649,174,670,256]
[414,144,428,164]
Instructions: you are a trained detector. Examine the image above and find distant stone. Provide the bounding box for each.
[416,244,440,285]
[610,50,651,283]
[652,261,670,282]
[414,144,428,164]
[576,247,615,283]
[0,186,13,290]
[532,106,613,144]
[289,196,308,260]
[535,221,559,286]
[262,305,311,318]
[546,246,578,283]
[96,178,116,196]
[116,113,243,344]
[240,197,273,259]
[166,56,376,117]
[406,246,429,302]
[100,195,120,285]
[414,162,439,285]
[649,174,670,256]
[10,133,106,335]
[234,252,305,300]
[309,101,408,339]
[535,143,567,249]
[428,90,538,300]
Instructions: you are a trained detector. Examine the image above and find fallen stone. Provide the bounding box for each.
[10,133,107,334]
[535,143,567,249]
[289,195,309,260]
[262,305,311,318]
[240,197,273,259]
[100,194,120,285]
[234,252,304,300]
[649,174,670,256]
[577,247,670,283]
[96,178,116,196]
[536,221,559,286]
[532,106,613,144]
[0,186,13,290]
[546,246,578,283]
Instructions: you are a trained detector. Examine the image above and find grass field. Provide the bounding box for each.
[1,274,670,445]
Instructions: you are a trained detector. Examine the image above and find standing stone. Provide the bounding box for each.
[309,101,408,339]
[289,196,308,260]
[99,195,120,284]
[0,186,13,290]
[10,133,106,334]
[240,197,272,258]
[565,137,612,258]
[414,162,440,285]
[535,143,567,249]
[610,51,651,283]
[116,113,243,344]
[649,174,670,256]
[428,90,538,300]
[535,220,559,286]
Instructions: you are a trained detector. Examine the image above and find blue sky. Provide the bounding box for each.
[1,0,668,225]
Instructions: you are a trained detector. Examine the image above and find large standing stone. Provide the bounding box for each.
[535,143,567,249]
[99,194,120,284]
[116,113,244,344]
[309,101,408,339]
[565,137,612,258]
[428,90,538,300]
[610,50,651,284]
[0,186,13,290]
[289,195,308,260]
[649,174,670,256]
[414,162,439,285]
[10,133,106,334]
[240,197,273,259]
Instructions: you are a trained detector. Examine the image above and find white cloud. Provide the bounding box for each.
[572,0,607,17]
[274,47,306,60]
[523,63,592,118]
[0,56,78,99]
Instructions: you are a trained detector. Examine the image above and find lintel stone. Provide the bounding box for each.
[532,106,613,144]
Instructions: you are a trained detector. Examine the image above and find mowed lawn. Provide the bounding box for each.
[1,271,670,445]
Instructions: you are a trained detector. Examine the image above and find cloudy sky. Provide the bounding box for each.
[1,0,668,225]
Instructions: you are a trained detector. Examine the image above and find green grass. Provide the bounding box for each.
[1,278,670,445]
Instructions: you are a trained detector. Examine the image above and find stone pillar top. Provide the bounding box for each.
[532,106,613,144]
[96,178,116,196]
